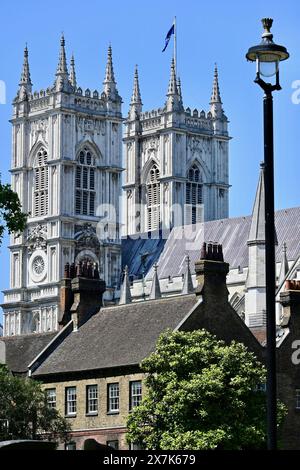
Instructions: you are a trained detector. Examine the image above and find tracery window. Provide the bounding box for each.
[186,164,203,224]
[147,164,160,231]
[33,148,48,217]
[75,147,96,216]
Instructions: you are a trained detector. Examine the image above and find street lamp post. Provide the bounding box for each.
[246,18,289,450]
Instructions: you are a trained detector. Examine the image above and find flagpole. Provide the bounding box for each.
[174,16,177,75]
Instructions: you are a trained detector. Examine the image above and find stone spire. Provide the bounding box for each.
[210,64,222,104]
[119,266,132,305]
[182,255,194,295]
[149,263,161,300]
[167,57,178,95]
[248,164,265,244]
[210,64,224,120]
[129,65,142,119]
[131,65,142,106]
[245,164,277,328]
[55,34,71,92]
[166,57,182,112]
[177,76,183,103]
[103,44,118,99]
[69,54,77,89]
[18,45,32,100]
[278,243,289,285]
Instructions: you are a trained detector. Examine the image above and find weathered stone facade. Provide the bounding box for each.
[2,39,123,337]
[123,63,230,235]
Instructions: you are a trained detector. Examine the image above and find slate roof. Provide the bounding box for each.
[1,332,56,374]
[32,294,198,377]
[122,207,300,281]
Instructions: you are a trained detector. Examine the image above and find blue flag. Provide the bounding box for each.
[162,24,175,52]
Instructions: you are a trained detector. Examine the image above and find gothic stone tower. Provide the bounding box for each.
[2,38,123,336]
[123,62,230,235]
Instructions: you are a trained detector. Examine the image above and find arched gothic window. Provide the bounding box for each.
[147,164,160,231]
[34,148,48,217]
[75,147,96,216]
[186,164,203,224]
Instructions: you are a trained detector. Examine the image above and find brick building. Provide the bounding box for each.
[1,244,264,449]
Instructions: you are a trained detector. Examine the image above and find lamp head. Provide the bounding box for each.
[246,18,289,79]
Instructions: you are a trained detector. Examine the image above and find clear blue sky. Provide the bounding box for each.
[1,0,300,313]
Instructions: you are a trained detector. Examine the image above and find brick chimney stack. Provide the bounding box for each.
[59,261,106,330]
[195,242,229,301]
[279,280,300,328]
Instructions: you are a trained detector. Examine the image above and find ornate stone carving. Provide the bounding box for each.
[31,118,49,144]
[27,224,47,254]
[188,136,211,156]
[76,117,106,135]
[75,224,100,256]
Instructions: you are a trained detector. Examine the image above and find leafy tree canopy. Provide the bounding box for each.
[126,329,286,450]
[0,365,70,445]
[0,177,27,246]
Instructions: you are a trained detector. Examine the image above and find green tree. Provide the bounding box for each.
[0,365,70,445]
[0,178,27,246]
[126,329,286,450]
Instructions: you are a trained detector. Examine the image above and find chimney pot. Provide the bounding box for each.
[64,262,70,278]
[70,262,76,279]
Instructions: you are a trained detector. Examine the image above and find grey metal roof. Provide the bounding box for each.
[122,231,167,279]
[32,294,198,377]
[122,207,300,281]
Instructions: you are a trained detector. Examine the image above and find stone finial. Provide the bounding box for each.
[278,242,289,285]
[129,65,142,120]
[149,263,161,300]
[119,266,132,305]
[177,76,183,103]
[182,255,194,295]
[210,64,222,105]
[103,44,118,99]
[56,34,68,76]
[167,57,178,96]
[55,34,72,92]
[70,54,77,88]
[209,63,225,123]
[131,65,142,105]
[20,45,32,87]
[18,45,32,100]
[166,58,183,112]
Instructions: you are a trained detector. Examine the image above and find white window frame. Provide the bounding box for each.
[108,383,119,413]
[130,381,142,410]
[66,386,77,416]
[86,384,98,415]
[46,388,56,409]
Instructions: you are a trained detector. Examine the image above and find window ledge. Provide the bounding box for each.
[107,411,120,415]
[86,413,98,417]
